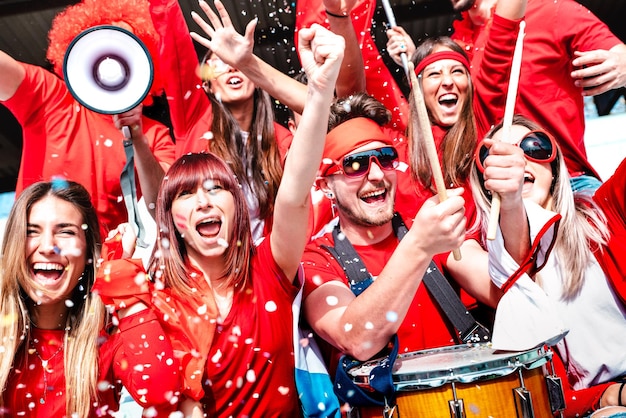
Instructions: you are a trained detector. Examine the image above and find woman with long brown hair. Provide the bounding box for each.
[0,180,180,417]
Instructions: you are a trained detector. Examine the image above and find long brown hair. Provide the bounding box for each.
[408,37,477,191]
[0,181,105,417]
[201,51,284,222]
[149,152,254,295]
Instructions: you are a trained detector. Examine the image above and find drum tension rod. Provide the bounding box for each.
[513,368,536,418]
[448,381,466,418]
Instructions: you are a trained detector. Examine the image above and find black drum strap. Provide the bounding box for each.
[324,212,490,343]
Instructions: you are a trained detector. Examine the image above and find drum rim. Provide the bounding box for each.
[348,344,552,391]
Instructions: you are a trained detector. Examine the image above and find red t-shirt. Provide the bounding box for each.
[302,220,457,375]
[2,63,175,236]
[453,0,621,179]
[4,310,180,417]
[97,239,301,416]
[196,240,300,417]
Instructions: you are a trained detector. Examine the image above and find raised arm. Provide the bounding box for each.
[270,25,344,280]
[191,0,308,114]
[322,0,366,97]
[478,138,530,263]
[0,50,25,101]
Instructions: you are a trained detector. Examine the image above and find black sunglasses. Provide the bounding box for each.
[476,130,556,173]
[331,146,399,178]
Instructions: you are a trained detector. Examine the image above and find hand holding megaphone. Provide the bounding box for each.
[112,104,144,142]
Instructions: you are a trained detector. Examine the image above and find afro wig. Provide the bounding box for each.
[46,0,163,99]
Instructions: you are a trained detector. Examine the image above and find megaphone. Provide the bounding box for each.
[63,25,154,114]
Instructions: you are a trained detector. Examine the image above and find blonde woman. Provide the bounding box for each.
[0,181,180,417]
[471,115,626,417]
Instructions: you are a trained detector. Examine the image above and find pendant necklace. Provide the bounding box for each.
[30,339,64,404]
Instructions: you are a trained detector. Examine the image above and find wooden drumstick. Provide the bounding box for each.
[409,62,462,261]
[487,21,526,240]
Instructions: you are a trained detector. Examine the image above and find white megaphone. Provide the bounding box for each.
[63,25,154,114]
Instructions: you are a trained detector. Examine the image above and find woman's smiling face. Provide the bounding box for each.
[420,47,470,128]
[25,195,87,306]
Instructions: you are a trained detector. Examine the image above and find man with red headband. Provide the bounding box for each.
[0,0,175,238]
[300,97,468,410]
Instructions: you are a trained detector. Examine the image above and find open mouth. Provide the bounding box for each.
[196,218,222,238]
[524,172,535,184]
[32,262,65,282]
[438,93,458,108]
[226,76,243,86]
[360,188,387,204]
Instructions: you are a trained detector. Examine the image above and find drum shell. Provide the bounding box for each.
[358,365,553,418]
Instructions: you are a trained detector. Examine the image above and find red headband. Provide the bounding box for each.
[319,117,393,177]
[414,50,470,77]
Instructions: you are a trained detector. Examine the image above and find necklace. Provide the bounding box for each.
[29,338,64,404]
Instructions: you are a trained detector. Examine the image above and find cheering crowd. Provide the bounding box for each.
[1,0,626,416]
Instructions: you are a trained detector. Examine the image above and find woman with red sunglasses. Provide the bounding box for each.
[470,114,626,418]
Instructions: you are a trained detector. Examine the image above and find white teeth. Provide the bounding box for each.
[32,262,64,271]
[362,189,385,199]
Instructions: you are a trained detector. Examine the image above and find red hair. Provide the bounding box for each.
[46,0,163,100]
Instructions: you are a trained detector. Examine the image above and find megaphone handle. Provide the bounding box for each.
[120,142,149,248]
[122,125,131,140]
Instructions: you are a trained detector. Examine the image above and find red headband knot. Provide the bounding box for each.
[319,117,393,177]
[414,50,470,77]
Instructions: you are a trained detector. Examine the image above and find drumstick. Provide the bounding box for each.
[381,0,409,77]
[409,62,462,261]
[486,21,526,240]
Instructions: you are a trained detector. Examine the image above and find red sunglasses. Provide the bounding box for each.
[475,130,557,173]
[327,146,399,178]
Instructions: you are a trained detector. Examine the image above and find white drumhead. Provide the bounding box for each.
[348,344,551,391]
[392,344,550,391]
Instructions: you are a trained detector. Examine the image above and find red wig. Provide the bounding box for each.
[46,0,163,100]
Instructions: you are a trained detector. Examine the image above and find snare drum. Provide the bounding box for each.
[350,344,561,418]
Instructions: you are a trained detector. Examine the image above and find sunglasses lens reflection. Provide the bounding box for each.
[342,147,398,177]
[520,132,553,161]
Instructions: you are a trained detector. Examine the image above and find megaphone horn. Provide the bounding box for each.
[63,25,154,115]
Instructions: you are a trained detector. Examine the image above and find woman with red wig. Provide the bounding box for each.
[0,0,175,237]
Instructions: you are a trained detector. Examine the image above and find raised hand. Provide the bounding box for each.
[113,103,145,141]
[190,0,256,72]
[297,23,345,96]
[479,139,526,212]
[386,26,415,67]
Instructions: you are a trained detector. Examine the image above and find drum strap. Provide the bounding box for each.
[323,212,490,343]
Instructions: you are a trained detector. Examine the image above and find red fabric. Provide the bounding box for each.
[99,239,301,416]
[452,0,622,179]
[320,117,394,176]
[2,64,175,237]
[295,0,409,132]
[552,157,626,416]
[4,312,180,417]
[302,218,457,375]
[148,0,293,161]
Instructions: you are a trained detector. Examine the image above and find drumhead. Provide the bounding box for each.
[348,344,551,391]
